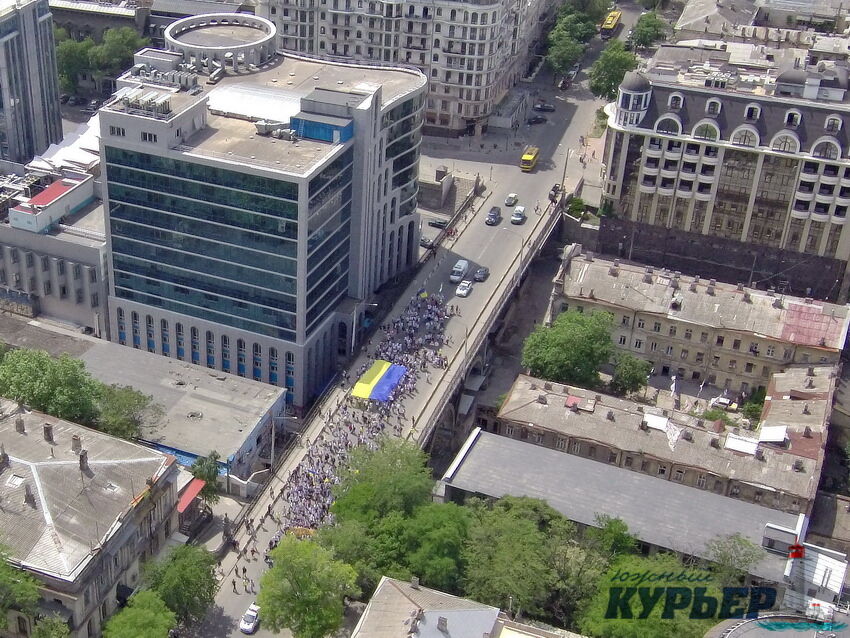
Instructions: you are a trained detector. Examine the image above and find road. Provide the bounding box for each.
[195,3,643,635]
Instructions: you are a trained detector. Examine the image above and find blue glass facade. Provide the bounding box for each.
[106,147,301,341]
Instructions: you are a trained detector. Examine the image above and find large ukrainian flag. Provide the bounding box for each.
[351,359,408,402]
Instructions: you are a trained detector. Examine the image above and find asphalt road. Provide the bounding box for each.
[195,3,644,634]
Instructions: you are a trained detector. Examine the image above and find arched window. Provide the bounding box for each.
[812,140,840,160]
[705,98,721,116]
[160,318,168,330]
[117,307,125,320]
[826,116,842,133]
[668,94,683,110]
[772,135,797,153]
[693,123,718,141]
[655,117,680,135]
[732,129,757,146]
[785,110,801,127]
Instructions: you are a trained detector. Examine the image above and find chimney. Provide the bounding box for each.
[543,382,552,390]
[607,410,615,421]
[743,291,751,302]
[0,444,7,468]
[793,459,804,472]
[23,483,35,506]
[773,297,783,309]
[736,282,744,291]
[707,283,716,296]
[79,449,89,472]
[15,416,24,434]
[437,617,448,633]
[755,449,765,461]
[537,394,547,404]
[710,437,720,448]
[585,251,594,262]
[639,421,649,431]
[682,430,693,441]
[803,403,810,415]
[411,576,420,589]
[43,423,53,443]
[807,366,815,377]
[804,426,812,437]
[71,434,81,453]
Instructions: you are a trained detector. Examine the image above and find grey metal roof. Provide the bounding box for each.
[621,71,651,93]
[675,0,757,34]
[0,400,173,581]
[443,430,798,582]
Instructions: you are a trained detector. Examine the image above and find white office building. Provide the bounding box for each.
[99,18,426,409]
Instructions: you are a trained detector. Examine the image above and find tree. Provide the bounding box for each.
[579,553,719,638]
[403,503,470,593]
[549,542,607,627]
[631,11,666,49]
[551,12,597,44]
[547,38,584,77]
[96,384,161,440]
[567,197,586,218]
[463,503,553,617]
[332,437,433,523]
[522,310,614,386]
[144,545,217,624]
[89,28,148,79]
[103,591,176,638]
[190,451,222,506]
[589,41,637,101]
[705,533,765,585]
[258,537,358,638]
[0,548,39,618]
[742,387,766,423]
[566,0,609,23]
[0,350,100,425]
[32,615,70,638]
[56,37,95,93]
[610,353,652,396]
[585,515,638,560]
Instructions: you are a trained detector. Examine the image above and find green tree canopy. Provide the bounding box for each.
[259,537,358,638]
[103,591,176,638]
[89,28,148,78]
[547,38,584,77]
[403,502,470,593]
[55,37,95,92]
[32,615,71,638]
[564,0,609,22]
[552,12,597,44]
[190,451,222,506]
[522,310,614,386]
[549,542,607,627]
[705,533,765,585]
[144,545,217,624]
[631,11,666,48]
[332,437,433,523]
[0,548,39,617]
[462,501,553,617]
[589,40,638,101]
[96,384,161,439]
[585,515,638,560]
[579,553,720,638]
[0,350,101,425]
[610,354,652,396]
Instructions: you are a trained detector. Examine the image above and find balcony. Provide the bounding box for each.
[643,165,659,177]
[640,180,657,194]
[791,205,810,220]
[832,211,847,225]
[646,144,663,158]
[695,188,713,201]
[701,154,719,165]
[820,172,839,186]
[794,189,814,201]
[676,182,694,196]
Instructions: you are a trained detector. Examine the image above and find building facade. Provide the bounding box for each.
[0,400,179,638]
[547,246,850,395]
[100,33,426,408]
[0,0,63,165]
[255,0,555,136]
[601,58,850,301]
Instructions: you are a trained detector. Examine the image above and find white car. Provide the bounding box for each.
[504,193,519,206]
[511,206,527,224]
[456,280,473,297]
[240,603,260,634]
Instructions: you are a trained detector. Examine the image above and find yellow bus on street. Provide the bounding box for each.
[520,145,540,172]
[600,10,622,39]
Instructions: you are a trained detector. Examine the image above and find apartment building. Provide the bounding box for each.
[487,366,836,517]
[255,0,556,135]
[0,0,63,165]
[0,399,179,638]
[547,246,850,395]
[100,23,426,408]
[600,43,850,301]
[0,172,109,336]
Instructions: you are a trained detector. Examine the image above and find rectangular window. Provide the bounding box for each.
[745,362,754,373]
[41,256,48,272]
[621,316,630,326]
[618,335,627,345]
[653,322,661,332]
[700,332,708,343]
[25,252,33,267]
[732,338,741,350]
[556,437,566,450]
[505,424,514,436]
[634,339,643,349]
[43,280,52,295]
[766,345,775,357]
[716,336,724,346]
[110,126,126,137]
[570,440,580,454]
[665,345,674,356]
[608,451,617,463]
[637,319,645,329]
[695,352,704,363]
[728,360,737,370]
[649,341,657,352]
[658,464,667,477]
[697,474,706,488]
[669,326,677,337]
[73,264,82,280]
[141,131,158,143]
[684,329,692,340]
[624,456,633,467]
[673,469,684,482]
[681,349,689,360]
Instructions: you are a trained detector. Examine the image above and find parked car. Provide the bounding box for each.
[504,193,519,206]
[456,280,473,297]
[485,206,502,225]
[566,69,578,82]
[473,267,490,282]
[419,236,433,248]
[239,603,260,634]
[549,183,562,202]
[511,206,527,224]
[558,77,571,90]
[533,103,556,112]
[59,94,70,104]
[428,218,448,229]
[527,115,547,125]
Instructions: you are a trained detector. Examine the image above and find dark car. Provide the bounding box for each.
[549,183,562,203]
[533,103,556,112]
[473,267,490,282]
[59,94,70,104]
[558,78,571,90]
[428,218,449,229]
[485,206,502,226]
[419,236,434,248]
[527,115,547,125]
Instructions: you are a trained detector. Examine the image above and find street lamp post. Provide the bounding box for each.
[502,228,528,279]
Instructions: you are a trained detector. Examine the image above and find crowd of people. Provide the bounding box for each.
[267,291,455,537]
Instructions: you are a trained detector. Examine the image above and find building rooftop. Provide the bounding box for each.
[149,0,244,15]
[557,252,850,351]
[498,368,833,504]
[0,315,283,461]
[675,0,757,35]
[49,0,137,16]
[0,399,173,581]
[443,429,798,582]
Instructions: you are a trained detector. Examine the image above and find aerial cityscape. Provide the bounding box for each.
[0,0,849,637]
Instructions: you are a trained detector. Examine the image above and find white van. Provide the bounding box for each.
[449,259,470,283]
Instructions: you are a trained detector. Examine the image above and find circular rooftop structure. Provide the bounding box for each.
[620,71,651,93]
[164,13,276,68]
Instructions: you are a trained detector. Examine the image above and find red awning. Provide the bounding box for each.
[177,478,206,513]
